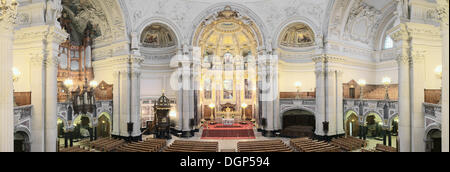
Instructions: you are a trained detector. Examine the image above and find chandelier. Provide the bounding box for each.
[66,78,98,115]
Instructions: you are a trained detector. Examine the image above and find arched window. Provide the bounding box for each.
[384,36,394,49]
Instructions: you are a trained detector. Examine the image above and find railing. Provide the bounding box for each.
[423,103,441,118]
[14,105,33,131]
[280,98,316,106]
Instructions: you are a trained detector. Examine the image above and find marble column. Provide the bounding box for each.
[111,55,143,140]
[437,0,449,152]
[45,27,67,152]
[390,24,412,152]
[181,61,192,137]
[410,50,425,152]
[0,9,16,152]
[313,56,326,136]
[313,55,344,137]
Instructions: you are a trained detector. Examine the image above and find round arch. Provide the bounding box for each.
[425,126,442,152]
[425,124,442,139]
[14,129,31,152]
[388,113,399,129]
[57,115,69,128]
[362,111,384,126]
[272,17,322,49]
[190,3,268,47]
[135,17,183,49]
[98,112,112,123]
[344,110,360,121]
[14,126,31,140]
[280,108,316,138]
[72,114,94,128]
[344,111,360,137]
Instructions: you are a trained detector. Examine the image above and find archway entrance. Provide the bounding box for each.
[14,131,30,152]
[281,109,315,138]
[194,6,263,127]
[426,129,441,152]
[97,114,111,138]
[73,115,92,141]
[365,113,383,139]
[57,118,65,138]
[345,112,359,137]
[390,116,399,136]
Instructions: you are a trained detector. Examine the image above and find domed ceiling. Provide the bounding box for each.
[198,7,258,57]
[279,23,315,48]
[140,24,177,48]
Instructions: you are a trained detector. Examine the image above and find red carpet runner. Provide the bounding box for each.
[201,122,256,140]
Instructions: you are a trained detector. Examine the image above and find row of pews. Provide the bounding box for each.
[163,140,219,152]
[362,144,397,152]
[290,138,341,152]
[59,146,91,152]
[330,136,367,151]
[238,140,293,152]
[115,139,167,152]
[90,138,126,152]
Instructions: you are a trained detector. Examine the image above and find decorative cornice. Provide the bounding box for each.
[312,54,345,64]
[389,24,410,42]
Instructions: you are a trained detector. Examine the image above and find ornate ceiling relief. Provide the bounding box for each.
[329,0,351,38]
[344,0,383,44]
[61,0,108,45]
[194,6,260,57]
[279,23,315,48]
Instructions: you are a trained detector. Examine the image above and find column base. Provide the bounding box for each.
[111,134,142,142]
[181,131,193,138]
[262,130,278,137]
[313,133,346,142]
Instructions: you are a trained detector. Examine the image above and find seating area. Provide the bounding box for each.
[163,140,218,152]
[59,146,91,152]
[290,138,340,152]
[237,140,293,152]
[115,139,167,152]
[330,136,367,151]
[90,138,126,152]
[374,144,397,152]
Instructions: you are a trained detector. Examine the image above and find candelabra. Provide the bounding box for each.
[435,65,442,104]
[382,77,391,100]
[12,67,20,107]
[358,79,366,100]
[295,82,302,99]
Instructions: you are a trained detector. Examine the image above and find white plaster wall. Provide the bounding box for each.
[423,46,443,89]
[12,52,31,92]
[140,67,177,99]
[279,62,316,92]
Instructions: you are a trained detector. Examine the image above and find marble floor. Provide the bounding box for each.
[144,128,291,152]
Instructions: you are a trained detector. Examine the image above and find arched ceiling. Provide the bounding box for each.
[61,0,127,46]
[195,6,260,57]
[328,0,397,47]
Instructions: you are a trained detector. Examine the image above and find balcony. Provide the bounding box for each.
[14,105,33,134]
